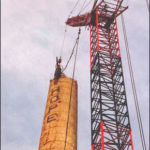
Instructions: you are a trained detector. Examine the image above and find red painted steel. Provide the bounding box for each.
[66,13,91,27]
[90,24,92,70]
[100,122,104,150]
[65,1,134,149]
[129,130,134,150]
[91,144,94,150]
[101,122,134,150]
[66,1,128,27]
[115,15,121,58]
[96,8,100,52]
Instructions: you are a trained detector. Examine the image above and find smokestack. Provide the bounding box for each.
[39,73,77,150]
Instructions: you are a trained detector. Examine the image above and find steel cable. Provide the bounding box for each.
[121,14,147,150]
[78,0,93,15]
[78,0,87,15]
[144,0,150,12]
[59,25,67,57]
[62,33,80,72]
[68,0,81,18]
[60,0,81,57]
[64,28,81,150]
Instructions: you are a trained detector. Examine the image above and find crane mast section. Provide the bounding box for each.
[90,9,134,149]
[66,0,134,149]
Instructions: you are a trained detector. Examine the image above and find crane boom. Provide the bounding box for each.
[66,0,134,149]
[66,0,127,28]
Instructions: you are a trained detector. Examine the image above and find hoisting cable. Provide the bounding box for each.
[68,0,81,18]
[64,28,81,150]
[144,0,150,12]
[60,25,68,57]
[78,0,87,15]
[60,0,81,57]
[78,0,93,15]
[62,28,81,72]
[121,14,147,150]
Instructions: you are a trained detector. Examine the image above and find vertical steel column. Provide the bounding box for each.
[115,16,121,58]
[96,8,100,52]
[91,145,94,150]
[100,122,104,150]
[129,130,134,150]
[90,25,92,70]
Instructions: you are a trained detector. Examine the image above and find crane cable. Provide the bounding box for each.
[78,0,93,15]
[144,0,150,12]
[60,0,93,57]
[60,0,81,57]
[62,32,80,72]
[60,25,67,57]
[64,28,81,150]
[78,0,87,15]
[121,14,147,150]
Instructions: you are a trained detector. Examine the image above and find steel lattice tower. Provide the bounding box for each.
[66,0,134,149]
[90,4,134,150]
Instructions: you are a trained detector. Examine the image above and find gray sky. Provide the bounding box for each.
[2,0,149,150]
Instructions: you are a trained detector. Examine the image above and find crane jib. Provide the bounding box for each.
[66,0,128,29]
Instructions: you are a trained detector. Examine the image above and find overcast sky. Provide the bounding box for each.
[2,0,149,150]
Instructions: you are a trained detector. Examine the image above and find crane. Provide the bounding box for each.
[66,0,134,149]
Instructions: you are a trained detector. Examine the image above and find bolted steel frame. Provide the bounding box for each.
[90,2,134,150]
[65,0,134,149]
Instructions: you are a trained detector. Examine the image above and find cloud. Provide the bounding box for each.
[2,0,149,150]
